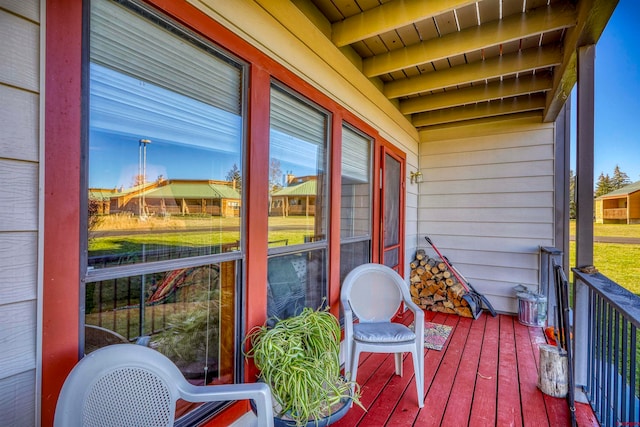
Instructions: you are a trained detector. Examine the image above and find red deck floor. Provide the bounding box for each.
[332,311,599,427]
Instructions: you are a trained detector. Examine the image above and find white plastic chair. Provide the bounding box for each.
[54,344,274,427]
[341,263,424,408]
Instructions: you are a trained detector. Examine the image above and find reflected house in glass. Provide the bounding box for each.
[270,175,317,217]
[90,178,242,218]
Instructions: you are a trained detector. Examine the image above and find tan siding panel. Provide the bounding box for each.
[417,123,556,313]
[0,232,37,304]
[0,369,35,426]
[423,126,554,153]
[419,233,553,256]
[0,85,38,162]
[0,300,36,379]
[0,9,39,91]
[423,175,553,194]
[423,159,554,182]
[418,247,539,270]
[421,207,553,223]
[421,221,553,241]
[423,143,553,168]
[0,0,40,22]
[0,159,38,232]
[420,192,553,208]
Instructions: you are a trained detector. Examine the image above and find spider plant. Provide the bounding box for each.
[244,306,362,426]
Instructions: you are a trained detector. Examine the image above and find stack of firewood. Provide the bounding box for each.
[409,249,474,318]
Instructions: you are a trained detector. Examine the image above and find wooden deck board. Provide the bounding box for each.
[469,314,500,426]
[440,314,486,426]
[514,319,550,427]
[331,313,598,427]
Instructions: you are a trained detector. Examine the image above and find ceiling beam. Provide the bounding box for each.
[363,2,576,77]
[412,93,547,127]
[400,73,553,114]
[385,45,561,99]
[331,0,479,47]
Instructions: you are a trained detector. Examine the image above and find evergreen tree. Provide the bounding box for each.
[569,169,576,219]
[611,164,631,190]
[225,163,242,192]
[594,172,614,197]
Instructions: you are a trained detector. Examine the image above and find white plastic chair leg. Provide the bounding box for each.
[394,352,403,376]
[411,349,424,408]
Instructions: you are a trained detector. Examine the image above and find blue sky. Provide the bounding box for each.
[572,0,640,184]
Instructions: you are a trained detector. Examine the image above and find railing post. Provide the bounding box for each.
[574,44,596,399]
[540,246,563,327]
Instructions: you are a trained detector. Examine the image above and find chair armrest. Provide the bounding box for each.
[402,297,424,339]
[179,383,274,427]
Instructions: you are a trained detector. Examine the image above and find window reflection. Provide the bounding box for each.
[267,250,327,321]
[85,262,236,386]
[86,4,245,419]
[340,125,372,283]
[268,85,328,246]
[266,85,329,318]
[88,0,244,268]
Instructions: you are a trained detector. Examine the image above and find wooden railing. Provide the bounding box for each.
[603,208,628,219]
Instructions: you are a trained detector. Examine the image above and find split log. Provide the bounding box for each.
[409,253,474,318]
[537,344,568,398]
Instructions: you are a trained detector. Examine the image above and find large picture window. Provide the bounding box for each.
[267,84,329,319]
[85,0,246,419]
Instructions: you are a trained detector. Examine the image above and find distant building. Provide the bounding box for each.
[595,181,640,224]
[270,175,317,217]
[89,179,241,217]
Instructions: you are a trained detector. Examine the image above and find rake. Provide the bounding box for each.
[424,236,497,319]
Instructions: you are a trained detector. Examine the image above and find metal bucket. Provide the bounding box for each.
[517,292,547,327]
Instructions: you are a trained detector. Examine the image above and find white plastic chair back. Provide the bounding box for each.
[343,266,404,322]
[54,344,274,427]
[341,263,425,408]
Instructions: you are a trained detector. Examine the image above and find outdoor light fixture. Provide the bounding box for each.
[410,171,423,184]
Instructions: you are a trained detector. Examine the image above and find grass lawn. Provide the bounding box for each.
[569,221,640,295]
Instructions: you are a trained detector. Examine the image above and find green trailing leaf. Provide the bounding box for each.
[244,306,364,426]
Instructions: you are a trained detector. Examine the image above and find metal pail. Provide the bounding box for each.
[517,292,547,327]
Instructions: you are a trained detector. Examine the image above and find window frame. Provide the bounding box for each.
[81,0,250,422]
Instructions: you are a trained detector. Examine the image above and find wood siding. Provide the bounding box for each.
[418,116,556,313]
[630,192,640,223]
[0,2,40,425]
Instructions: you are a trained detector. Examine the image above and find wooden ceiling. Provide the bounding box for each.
[293,0,618,131]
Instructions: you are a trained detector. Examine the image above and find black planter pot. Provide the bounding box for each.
[271,397,351,427]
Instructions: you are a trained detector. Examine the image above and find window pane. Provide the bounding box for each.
[88,0,244,270]
[268,85,328,246]
[86,2,244,421]
[384,153,401,247]
[340,126,371,240]
[339,240,371,284]
[267,250,327,320]
[84,262,237,386]
[340,125,371,288]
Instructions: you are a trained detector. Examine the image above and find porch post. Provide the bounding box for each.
[574,44,595,395]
